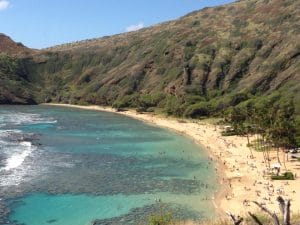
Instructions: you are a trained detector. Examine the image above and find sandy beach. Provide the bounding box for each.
[44,103,300,219]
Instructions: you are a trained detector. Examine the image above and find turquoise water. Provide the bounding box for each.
[0,105,218,225]
[10,193,151,225]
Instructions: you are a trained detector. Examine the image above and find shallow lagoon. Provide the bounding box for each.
[0,105,218,225]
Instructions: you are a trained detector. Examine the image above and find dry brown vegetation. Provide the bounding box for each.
[0,33,33,56]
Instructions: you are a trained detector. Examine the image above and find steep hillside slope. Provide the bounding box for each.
[0,54,37,104]
[0,34,33,56]
[0,0,299,116]
[0,34,37,104]
[26,0,300,114]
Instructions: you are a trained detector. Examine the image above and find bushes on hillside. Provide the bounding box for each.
[112,93,166,112]
[112,95,137,109]
[0,54,19,75]
[229,93,250,106]
[183,102,211,118]
[138,93,165,109]
[163,95,184,116]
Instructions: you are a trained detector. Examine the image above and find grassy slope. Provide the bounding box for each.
[0,54,36,104]
[1,0,299,120]
[0,34,37,104]
[27,0,300,111]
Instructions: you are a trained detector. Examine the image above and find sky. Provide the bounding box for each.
[0,0,235,49]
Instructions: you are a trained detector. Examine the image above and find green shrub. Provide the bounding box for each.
[157,67,166,75]
[232,18,249,29]
[0,54,19,75]
[163,95,184,116]
[184,95,206,104]
[271,172,294,180]
[138,93,165,108]
[136,107,147,113]
[148,212,173,225]
[221,129,238,136]
[230,93,250,106]
[184,41,197,61]
[112,95,136,109]
[184,102,211,118]
[184,85,203,95]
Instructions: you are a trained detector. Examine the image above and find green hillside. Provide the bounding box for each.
[0,54,37,104]
[0,0,299,137]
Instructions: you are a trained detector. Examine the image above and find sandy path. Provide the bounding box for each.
[43,103,300,218]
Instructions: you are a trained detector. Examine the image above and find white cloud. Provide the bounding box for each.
[0,0,9,10]
[125,22,144,32]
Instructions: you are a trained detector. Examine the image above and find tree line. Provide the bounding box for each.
[224,100,297,169]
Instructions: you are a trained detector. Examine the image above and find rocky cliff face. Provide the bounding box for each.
[0,0,299,116]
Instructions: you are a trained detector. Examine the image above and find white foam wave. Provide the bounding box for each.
[0,119,41,186]
[0,112,57,126]
[0,111,55,187]
[0,129,22,137]
[2,141,35,171]
[20,141,32,147]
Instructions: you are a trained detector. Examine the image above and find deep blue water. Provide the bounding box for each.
[0,105,218,225]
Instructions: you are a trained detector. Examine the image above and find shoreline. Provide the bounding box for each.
[42,103,228,217]
[42,103,300,220]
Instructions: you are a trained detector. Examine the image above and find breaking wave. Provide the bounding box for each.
[0,111,54,186]
[0,112,57,126]
[2,141,35,171]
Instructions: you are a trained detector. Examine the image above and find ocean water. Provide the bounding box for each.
[0,105,218,225]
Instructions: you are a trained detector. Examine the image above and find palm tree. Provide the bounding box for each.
[269,103,297,170]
